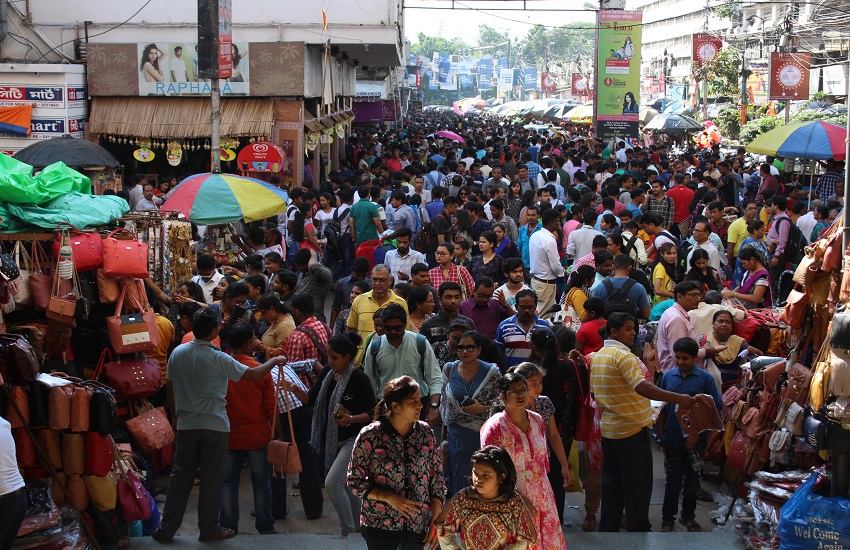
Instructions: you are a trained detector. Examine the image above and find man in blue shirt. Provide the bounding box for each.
[154,308,288,543]
[590,254,651,319]
[494,289,551,370]
[517,205,542,268]
[425,186,445,221]
[658,337,722,533]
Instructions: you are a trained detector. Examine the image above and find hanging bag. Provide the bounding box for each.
[125,400,174,454]
[81,380,118,435]
[29,241,52,312]
[112,444,152,522]
[94,348,161,402]
[46,230,79,325]
[52,223,103,272]
[106,286,159,354]
[102,228,149,279]
[569,353,595,442]
[13,241,33,307]
[268,372,303,475]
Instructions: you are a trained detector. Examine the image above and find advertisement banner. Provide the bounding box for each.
[769,52,811,101]
[382,100,397,122]
[458,73,474,89]
[497,68,515,96]
[0,86,64,109]
[139,42,248,96]
[438,60,451,84]
[523,68,538,90]
[496,58,509,71]
[595,9,642,140]
[197,0,232,79]
[478,67,492,90]
[571,73,589,96]
[541,72,557,93]
[692,33,723,67]
[426,70,439,90]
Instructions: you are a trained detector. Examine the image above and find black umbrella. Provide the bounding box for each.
[14,135,120,170]
[643,113,704,135]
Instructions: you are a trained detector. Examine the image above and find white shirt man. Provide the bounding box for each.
[170,49,187,82]
[687,222,726,274]
[796,204,819,244]
[529,211,566,316]
[566,212,603,259]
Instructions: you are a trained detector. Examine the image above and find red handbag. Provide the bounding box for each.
[569,354,595,442]
[52,223,103,272]
[102,229,149,279]
[733,310,761,341]
[113,445,152,522]
[106,286,159,354]
[125,400,174,454]
[95,348,161,402]
[84,432,114,477]
[28,241,52,312]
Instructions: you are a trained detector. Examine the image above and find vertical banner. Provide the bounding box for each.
[496,58,509,71]
[541,72,557,93]
[769,52,811,101]
[497,68,515,96]
[477,59,493,90]
[523,68,538,90]
[571,73,589,96]
[438,60,451,84]
[595,9,642,140]
[197,0,232,79]
[692,33,723,67]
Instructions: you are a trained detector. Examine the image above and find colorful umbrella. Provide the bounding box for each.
[564,102,594,123]
[161,172,288,224]
[435,130,467,143]
[745,120,846,160]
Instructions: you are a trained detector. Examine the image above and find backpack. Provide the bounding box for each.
[658,230,692,271]
[324,206,350,240]
[322,215,343,262]
[414,213,446,253]
[370,333,428,379]
[602,278,638,319]
[622,233,640,268]
[775,216,806,265]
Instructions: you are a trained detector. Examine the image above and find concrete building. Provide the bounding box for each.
[0,0,404,184]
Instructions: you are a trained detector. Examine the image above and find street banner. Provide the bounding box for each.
[477,59,492,90]
[571,73,589,96]
[438,60,451,84]
[523,68,538,90]
[197,0,232,79]
[769,51,811,101]
[595,9,642,140]
[497,68,515,96]
[458,73,474,89]
[541,72,557,93]
[496,58,509,71]
[692,33,723,67]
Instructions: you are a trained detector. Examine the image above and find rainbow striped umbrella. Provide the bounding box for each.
[161,172,288,224]
[746,120,846,160]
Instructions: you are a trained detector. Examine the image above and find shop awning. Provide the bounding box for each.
[89,97,274,139]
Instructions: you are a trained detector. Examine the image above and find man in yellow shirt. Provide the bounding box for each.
[347,264,409,365]
[590,312,696,533]
[727,200,758,263]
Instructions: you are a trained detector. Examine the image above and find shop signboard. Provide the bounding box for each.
[692,33,723,67]
[382,100,397,122]
[822,64,847,95]
[769,52,810,101]
[594,9,642,140]
[67,86,86,109]
[197,0,232,79]
[0,86,64,109]
[138,42,248,96]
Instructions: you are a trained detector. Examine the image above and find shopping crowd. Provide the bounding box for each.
[3,109,844,550]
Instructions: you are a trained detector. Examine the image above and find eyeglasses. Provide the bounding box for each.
[686,292,702,298]
[382,324,405,333]
[456,344,478,352]
[506,388,529,396]
[371,276,390,283]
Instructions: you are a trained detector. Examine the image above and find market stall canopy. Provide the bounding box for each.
[745,120,846,161]
[13,135,119,170]
[88,97,273,139]
[639,106,659,125]
[161,172,289,224]
[0,153,92,204]
[0,193,129,233]
[643,113,703,135]
[564,102,594,123]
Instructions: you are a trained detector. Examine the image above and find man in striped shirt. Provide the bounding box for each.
[590,312,696,533]
[493,289,550,370]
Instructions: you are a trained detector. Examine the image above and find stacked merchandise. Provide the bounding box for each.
[120,212,195,293]
[0,221,185,547]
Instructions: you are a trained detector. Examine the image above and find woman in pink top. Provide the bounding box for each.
[562,205,582,249]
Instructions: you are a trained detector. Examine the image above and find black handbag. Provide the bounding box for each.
[803,407,827,450]
[87,505,128,545]
[82,381,117,435]
[28,381,51,428]
[75,269,99,322]
[0,252,21,282]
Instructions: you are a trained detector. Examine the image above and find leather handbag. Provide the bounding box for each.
[94,349,161,402]
[784,362,814,407]
[268,377,303,476]
[13,241,33,307]
[52,472,66,507]
[113,445,152,522]
[780,287,809,327]
[125,400,174,454]
[721,385,744,420]
[758,360,787,395]
[29,241,52,312]
[742,406,765,439]
[28,381,50,428]
[96,269,121,304]
[780,401,805,435]
[85,432,115,477]
[0,333,40,386]
[102,229,149,279]
[803,407,827,450]
[52,223,103,272]
[13,427,36,468]
[725,431,751,473]
[70,384,91,433]
[570,355,595,442]
[793,247,819,287]
[36,428,62,470]
[62,433,86,475]
[48,385,73,430]
[768,429,793,466]
[84,472,118,512]
[6,385,29,429]
[46,262,79,325]
[66,473,89,512]
[82,381,117,435]
[106,286,159,354]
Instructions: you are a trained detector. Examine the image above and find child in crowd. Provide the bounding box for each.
[436,445,538,550]
[575,297,606,354]
[658,337,722,533]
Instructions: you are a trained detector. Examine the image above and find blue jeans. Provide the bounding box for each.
[662,444,699,523]
[325,438,360,535]
[338,235,355,279]
[220,446,275,534]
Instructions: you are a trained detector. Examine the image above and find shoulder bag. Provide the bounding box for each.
[13,241,32,307]
[570,355,595,442]
[85,432,115,477]
[81,380,117,435]
[106,286,159,354]
[46,240,79,325]
[48,384,73,430]
[84,471,118,512]
[268,373,303,475]
[112,444,152,522]
[94,348,161,402]
[28,241,52,312]
[102,228,149,279]
[125,399,174,454]
[0,333,40,386]
[62,433,86,475]
[52,223,103,272]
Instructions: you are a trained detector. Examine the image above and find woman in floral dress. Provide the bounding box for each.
[481,373,568,550]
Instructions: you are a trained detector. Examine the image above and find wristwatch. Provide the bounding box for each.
[430,401,439,408]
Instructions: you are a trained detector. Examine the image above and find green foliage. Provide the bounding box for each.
[792,110,847,126]
[516,23,595,67]
[691,45,741,99]
[410,33,470,59]
[716,106,742,140]
[739,115,782,144]
[477,25,510,48]
[712,1,739,20]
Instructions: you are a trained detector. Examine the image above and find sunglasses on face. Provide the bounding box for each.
[383,324,405,333]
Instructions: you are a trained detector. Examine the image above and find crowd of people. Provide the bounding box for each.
[35,110,841,550]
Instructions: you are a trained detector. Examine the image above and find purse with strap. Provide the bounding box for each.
[13,241,33,307]
[570,354,595,442]
[28,241,52,312]
[112,444,152,522]
[82,380,117,435]
[52,223,103,272]
[106,286,159,354]
[46,237,79,325]
[102,228,149,279]
[125,400,174,454]
[0,333,40,386]
[268,372,303,475]
[94,348,161,402]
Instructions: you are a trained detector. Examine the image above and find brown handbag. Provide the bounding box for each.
[6,385,29,428]
[742,406,764,439]
[66,473,90,512]
[29,241,52,312]
[62,433,86,475]
[84,471,118,512]
[268,374,303,476]
[70,384,90,433]
[96,269,121,304]
[53,472,66,507]
[792,247,819,287]
[0,333,40,386]
[36,428,62,470]
[780,287,809,327]
[106,286,159,354]
[46,266,78,326]
[48,385,73,430]
[125,400,174,454]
